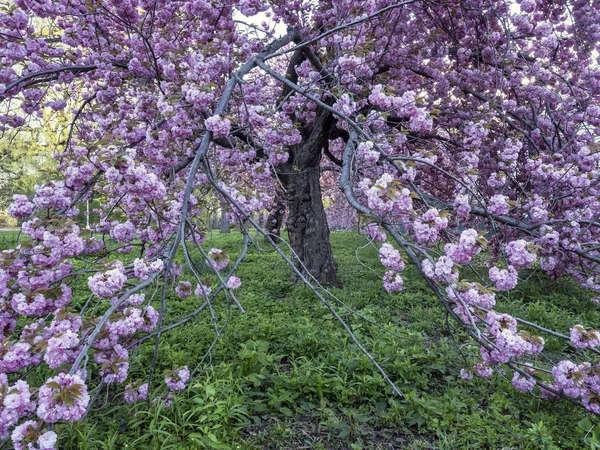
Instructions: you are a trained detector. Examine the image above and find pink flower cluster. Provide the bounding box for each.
[110,221,136,243]
[102,306,159,345]
[356,141,379,165]
[499,138,522,170]
[88,262,127,298]
[1,377,36,440]
[422,256,458,283]
[552,361,588,399]
[94,344,129,384]
[413,208,448,243]
[165,366,190,392]
[207,248,229,271]
[367,86,432,132]
[7,194,35,219]
[570,325,600,349]
[446,282,496,323]
[175,281,192,298]
[505,240,537,268]
[453,194,471,219]
[378,243,405,272]
[548,357,600,411]
[488,194,510,215]
[443,229,482,264]
[205,115,231,138]
[195,283,212,298]
[359,174,412,217]
[37,372,89,423]
[489,265,518,291]
[227,276,241,289]
[366,223,386,242]
[124,382,149,404]
[133,258,164,280]
[100,150,167,203]
[10,284,71,317]
[11,420,57,450]
[474,363,493,379]
[0,340,42,373]
[383,271,403,292]
[44,330,80,369]
[481,312,544,365]
[32,181,71,210]
[512,372,536,393]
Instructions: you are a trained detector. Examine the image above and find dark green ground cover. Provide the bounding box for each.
[1,230,600,449]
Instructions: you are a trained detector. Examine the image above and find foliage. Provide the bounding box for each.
[0,230,596,449]
[0,209,16,227]
[0,108,65,207]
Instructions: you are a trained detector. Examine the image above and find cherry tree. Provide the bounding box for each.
[2,0,600,446]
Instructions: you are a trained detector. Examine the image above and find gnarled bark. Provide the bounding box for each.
[277,109,339,287]
[264,184,286,243]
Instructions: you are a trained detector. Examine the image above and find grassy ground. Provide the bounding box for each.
[2,230,600,449]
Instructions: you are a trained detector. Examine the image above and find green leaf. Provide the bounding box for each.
[578,417,593,432]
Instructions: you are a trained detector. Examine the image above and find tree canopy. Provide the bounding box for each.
[1,0,600,447]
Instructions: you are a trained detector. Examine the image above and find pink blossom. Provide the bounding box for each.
[444,229,482,264]
[489,266,518,291]
[488,195,510,215]
[44,330,80,369]
[195,283,212,298]
[413,208,448,243]
[383,271,403,292]
[4,380,35,418]
[454,194,471,219]
[227,276,241,289]
[141,305,159,332]
[422,256,458,283]
[570,325,600,349]
[11,421,57,450]
[205,115,231,138]
[7,195,34,219]
[552,361,586,398]
[124,382,149,403]
[356,141,379,165]
[94,344,129,384]
[165,366,190,392]
[207,248,229,271]
[0,342,41,373]
[460,369,473,380]
[37,372,90,422]
[378,243,405,272]
[32,181,71,210]
[110,221,136,243]
[175,281,192,298]
[505,240,536,268]
[474,363,493,378]
[512,372,536,393]
[88,263,127,298]
[366,223,386,242]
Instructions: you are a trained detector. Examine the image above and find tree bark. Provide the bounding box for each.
[220,206,229,233]
[264,185,286,243]
[277,109,339,287]
[211,211,219,231]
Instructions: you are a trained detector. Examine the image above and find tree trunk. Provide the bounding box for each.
[211,211,219,231]
[276,109,339,287]
[264,186,286,244]
[283,165,338,286]
[220,207,229,233]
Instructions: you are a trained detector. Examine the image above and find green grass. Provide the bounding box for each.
[2,230,600,449]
